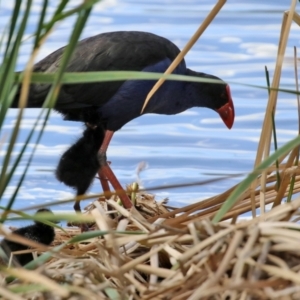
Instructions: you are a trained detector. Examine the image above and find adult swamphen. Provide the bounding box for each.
[11,31,235,230]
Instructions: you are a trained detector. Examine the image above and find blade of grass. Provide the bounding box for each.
[41,0,99,36]
[33,0,48,49]
[265,66,281,189]
[1,1,96,215]
[7,212,94,224]
[42,6,92,109]
[16,70,300,99]
[249,1,296,219]
[1,210,61,229]
[18,174,243,213]
[0,0,33,197]
[0,109,48,202]
[287,46,300,202]
[2,0,22,58]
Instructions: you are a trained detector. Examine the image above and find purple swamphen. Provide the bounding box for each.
[11,31,235,230]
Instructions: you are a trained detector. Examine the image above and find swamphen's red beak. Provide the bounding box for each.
[216,85,235,129]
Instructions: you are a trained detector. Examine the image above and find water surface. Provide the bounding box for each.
[1,0,299,223]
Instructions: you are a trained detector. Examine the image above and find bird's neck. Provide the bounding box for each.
[144,68,210,115]
[99,63,212,131]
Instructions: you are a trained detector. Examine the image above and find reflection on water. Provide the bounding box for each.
[1,0,299,222]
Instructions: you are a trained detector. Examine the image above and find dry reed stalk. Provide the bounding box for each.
[3,194,300,299]
[250,0,297,219]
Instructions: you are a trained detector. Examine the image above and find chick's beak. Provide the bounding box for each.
[216,85,235,129]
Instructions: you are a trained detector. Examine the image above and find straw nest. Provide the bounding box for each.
[1,181,300,300]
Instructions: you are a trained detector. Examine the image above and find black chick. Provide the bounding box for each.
[1,208,56,266]
[55,125,105,213]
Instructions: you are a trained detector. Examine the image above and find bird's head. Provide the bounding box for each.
[190,72,235,129]
[34,208,58,225]
[212,82,234,130]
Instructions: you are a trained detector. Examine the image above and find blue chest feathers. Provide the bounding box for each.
[99,58,190,131]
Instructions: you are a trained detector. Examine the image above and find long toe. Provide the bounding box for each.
[80,223,90,232]
[102,164,132,209]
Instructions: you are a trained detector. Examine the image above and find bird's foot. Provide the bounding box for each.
[97,130,132,209]
[100,164,133,209]
[79,223,90,232]
[67,221,95,232]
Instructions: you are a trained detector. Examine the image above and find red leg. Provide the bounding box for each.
[97,130,114,196]
[73,201,89,232]
[97,169,111,199]
[100,130,114,153]
[98,130,132,209]
[101,164,132,209]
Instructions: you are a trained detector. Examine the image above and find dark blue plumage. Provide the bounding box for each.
[12,31,234,131]
[99,58,228,131]
[1,208,55,266]
[11,31,235,226]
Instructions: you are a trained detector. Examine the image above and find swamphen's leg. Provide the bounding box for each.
[98,169,111,198]
[74,199,89,232]
[98,130,132,209]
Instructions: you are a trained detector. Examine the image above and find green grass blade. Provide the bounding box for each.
[33,0,48,49]
[3,0,22,58]
[0,0,33,198]
[41,0,98,34]
[35,0,69,45]
[14,70,300,99]
[0,109,53,217]
[43,6,92,108]
[1,0,32,103]
[287,47,300,202]
[265,66,281,189]
[68,230,145,244]
[1,0,97,213]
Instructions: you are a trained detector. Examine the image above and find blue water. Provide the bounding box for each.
[1,0,300,225]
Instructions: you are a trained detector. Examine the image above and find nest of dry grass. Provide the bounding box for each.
[2,190,300,300]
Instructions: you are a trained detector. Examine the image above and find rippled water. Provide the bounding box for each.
[1,0,300,221]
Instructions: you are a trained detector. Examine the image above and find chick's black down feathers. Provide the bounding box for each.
[55,125,105,195]
[0,208,55,266]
